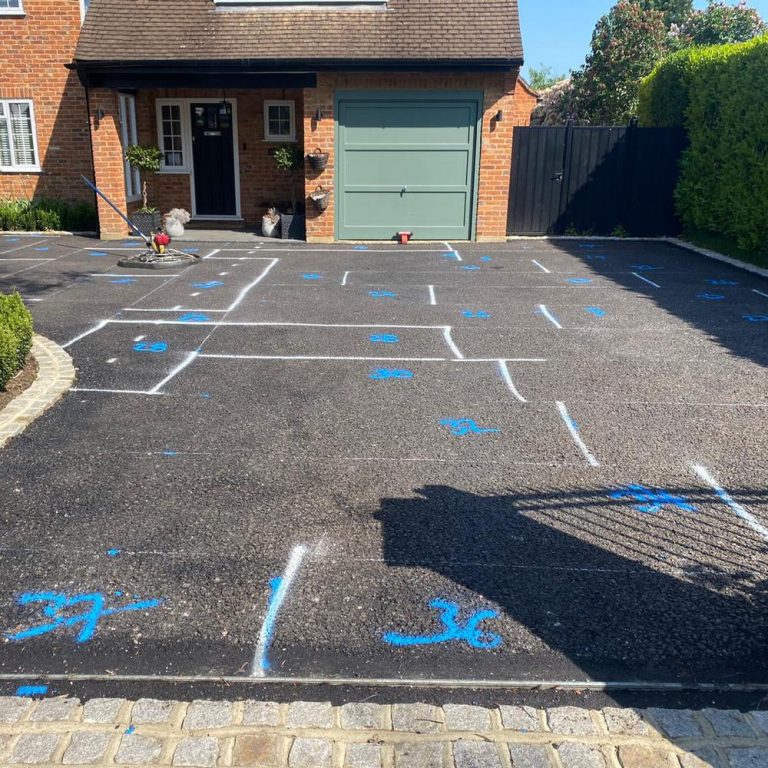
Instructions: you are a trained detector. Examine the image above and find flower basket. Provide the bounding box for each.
[307,149,329,173]
[310,186,330,212]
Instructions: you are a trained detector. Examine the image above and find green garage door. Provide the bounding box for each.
[336,91,481,241]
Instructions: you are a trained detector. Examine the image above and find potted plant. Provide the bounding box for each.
[124,144,163,234]
[164,208,191,238]
[262,207,280,238]
[273,146,305,240]
[307,148,329,173]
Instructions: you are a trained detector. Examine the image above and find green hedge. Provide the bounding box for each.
[0,292,33,389]
[0,198,98,232]
[639,35,768,252]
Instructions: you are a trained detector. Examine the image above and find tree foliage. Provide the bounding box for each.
[526,64,567,92]
[677,1,766,46]
[571,1,671,124]
[634,0,693,27]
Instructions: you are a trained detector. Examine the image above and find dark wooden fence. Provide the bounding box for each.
[507,121,688,237]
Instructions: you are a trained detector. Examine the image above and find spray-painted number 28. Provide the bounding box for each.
[133,342,168,353]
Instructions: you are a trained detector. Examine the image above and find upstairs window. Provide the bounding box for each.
[0,0,24,15]
[264,101,295,142]
[0,100,40,172]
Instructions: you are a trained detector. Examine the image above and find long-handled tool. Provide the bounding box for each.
[81,175,199,269]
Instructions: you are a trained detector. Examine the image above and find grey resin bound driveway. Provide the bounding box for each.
[1,234,767,694]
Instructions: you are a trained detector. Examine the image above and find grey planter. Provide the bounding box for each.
[130,211,162,236]
[280,213,306,240]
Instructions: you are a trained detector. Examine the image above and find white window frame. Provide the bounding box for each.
[156,99,191,173]
[118,93,141,202]
[263,100,296,143]
[0,99,40,173]
[0,0,24,17]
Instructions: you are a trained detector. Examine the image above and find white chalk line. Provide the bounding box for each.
[148,351,200,394]
[106,320,452,330]
[532,260,551,274]
[538,304,563,330]
[341,271,350,287]
[632,272,661,288]
[443,242,462,261]
[497,360,527,403]
[88,273,170,278]
[71,388,165,396]
[198,354,546,363]
[0,238,48,255]
[753,289,768,299]
[428,285,436,305]
[556,401,600,467]
[252,544,308,677]
[692,464,768,543]
[0,258,54,262]
[62,320,109,349]
[442,327,465,359]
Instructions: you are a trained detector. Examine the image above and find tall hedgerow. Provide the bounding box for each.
[639,34,768,252]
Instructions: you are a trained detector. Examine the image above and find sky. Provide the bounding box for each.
[519,0,768,80]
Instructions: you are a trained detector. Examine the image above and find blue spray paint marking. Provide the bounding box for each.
[370,333,399,344]
[480,256,492,262]
[631,265,660,271]
[302,273,323,280]
[697,292,725,301]
[369,290,397,299]
[178,312,210,323]
[34,247,50,252]
[585,254,607,261]
[89,251,109,257]
[579,244,600,249]
[443,251,460,260]
[15,685,49,697]
[609,484,697,515]
[567,277,593,285]
[744,315,768,322]
[707,279,738,286]
[462,265,481,271]
[133,341,167,353]
[106,549,121,557]
[440,418,499,436]
[3,237,20,242]
[461,310,491,319]
[122,241,138,247]
[5,592,163,643]
[192,280,223,290]
[110,278,137,285]
[113,591,124,597]
[125,725,136,735]
[383,599,501,649]
[182,248,199,254]
[353,245,369,251]
[162,450,178,457]
[201,392,211,399]
[586,306,606,317]
[369,369,414,380]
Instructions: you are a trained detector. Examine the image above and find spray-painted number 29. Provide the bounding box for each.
[133,341,168,353]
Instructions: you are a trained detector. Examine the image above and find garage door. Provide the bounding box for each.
[336,92,481,241]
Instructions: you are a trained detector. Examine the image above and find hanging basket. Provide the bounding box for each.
[307,149,329,172]
[310,186,330,212]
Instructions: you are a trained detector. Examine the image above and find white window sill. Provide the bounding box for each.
[1,167,41,173]
[157,169,190,175]
[264,138,297,144]
[126,196,142,203]
[0,12,26,17]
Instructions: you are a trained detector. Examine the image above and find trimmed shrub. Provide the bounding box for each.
[0,291,33,371]
[639,35,768,252]
[0,325,19,390]
[0,198,97,232]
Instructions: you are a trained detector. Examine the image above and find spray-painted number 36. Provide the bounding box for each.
[133,341,168,353]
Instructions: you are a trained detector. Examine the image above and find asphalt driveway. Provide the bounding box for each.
[1,233,767,696]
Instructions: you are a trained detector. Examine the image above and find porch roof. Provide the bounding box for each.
[75,0,524,70]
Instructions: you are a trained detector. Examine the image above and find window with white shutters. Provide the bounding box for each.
[0,100,40,172]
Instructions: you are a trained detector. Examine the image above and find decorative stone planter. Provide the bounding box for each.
[280,213,306,240]
[130,211,162,235]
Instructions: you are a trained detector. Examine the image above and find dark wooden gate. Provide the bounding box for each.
[507,122,688,236]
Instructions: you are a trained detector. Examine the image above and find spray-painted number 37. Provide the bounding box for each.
[133,341,168,353]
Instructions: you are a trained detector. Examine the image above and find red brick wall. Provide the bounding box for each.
[0,0,93,205]
[302,70,526,243]
[131,89,304,226]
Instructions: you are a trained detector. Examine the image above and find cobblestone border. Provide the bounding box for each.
[0,335,76,449]
[0,698,765,767]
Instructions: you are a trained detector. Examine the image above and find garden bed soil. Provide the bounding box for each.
[0,355,38,413]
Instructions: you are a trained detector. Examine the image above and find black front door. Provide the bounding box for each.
[190,103,237,217]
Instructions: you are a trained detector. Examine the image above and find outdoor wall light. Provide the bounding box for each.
[495,110,504,122]
[315,108,322,122]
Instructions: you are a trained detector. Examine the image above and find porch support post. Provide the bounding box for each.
[88,88,129,240]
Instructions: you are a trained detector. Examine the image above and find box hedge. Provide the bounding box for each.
[639,35,768,252]
[0,291,33,390]
[0,198,98,232]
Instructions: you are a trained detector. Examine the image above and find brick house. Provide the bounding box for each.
[3,0,534,242]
